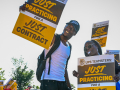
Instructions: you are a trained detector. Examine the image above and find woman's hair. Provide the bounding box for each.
[84,40,102,56]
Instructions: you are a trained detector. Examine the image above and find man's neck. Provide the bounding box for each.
[60,34,68,46]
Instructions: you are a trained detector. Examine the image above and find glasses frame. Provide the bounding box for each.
[84,44,95,52]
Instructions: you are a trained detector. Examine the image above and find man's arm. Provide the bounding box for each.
[65,69,72,90]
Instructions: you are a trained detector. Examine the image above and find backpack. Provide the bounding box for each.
[36,34,72,82]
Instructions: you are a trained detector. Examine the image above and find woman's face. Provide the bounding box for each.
[84,41,99,56]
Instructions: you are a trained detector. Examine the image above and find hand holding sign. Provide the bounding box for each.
[13,0,68,49]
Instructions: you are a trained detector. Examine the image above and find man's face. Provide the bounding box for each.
[84,41,98,56]
[7,85,10,89]
[62,24,76,39]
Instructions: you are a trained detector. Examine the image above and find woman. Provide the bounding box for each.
[73,40,119,78]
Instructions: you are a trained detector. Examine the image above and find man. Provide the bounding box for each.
[19,2,80,90]
[25,85,32,90]
[39,20,80,90]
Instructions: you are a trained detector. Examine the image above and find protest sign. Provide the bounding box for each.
[78,54,116,90]
[0,80,4,90]
[91,20,109,47]
[4,78,17,90]
[12,0,68,49]
[106,50,120,65]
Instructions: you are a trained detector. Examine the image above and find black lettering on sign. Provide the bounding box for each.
[97,38,103,43]
[98,88,107,90]
[16,27,48,45]
[34,16,43,21]
[91,83,100,86]
[96,38,105,47]
[91,83,97,86]
[24,20,47,36]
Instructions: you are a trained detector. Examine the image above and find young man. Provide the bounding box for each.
[19,2,80,90]
[39,20,80,90]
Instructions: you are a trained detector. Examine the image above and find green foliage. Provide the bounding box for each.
[36,86,40,89]
[71,83,76,90]
[11,57,34,90]
[32,85,35,89]
[0,68,6,80]
[32,85,40,89]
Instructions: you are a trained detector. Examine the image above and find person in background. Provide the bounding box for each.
[25,85,32,90]
[73,40,119,77]
[4,84,11,90]
[114,66,120,90]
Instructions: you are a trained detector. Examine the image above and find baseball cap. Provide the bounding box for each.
[66,20,80,33]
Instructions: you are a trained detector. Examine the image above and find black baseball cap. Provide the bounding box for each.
[66,20,80,33]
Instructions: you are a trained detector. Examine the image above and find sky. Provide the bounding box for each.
[0,0,120,89]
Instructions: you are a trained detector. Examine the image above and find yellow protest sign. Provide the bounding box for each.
[78,55,116,90]
[4,79,17,90]
[78,86,115,90]
[91,20,109,47]
[12,12,55,49]
[10,81,17,90]
[12,0,68,49]
[0,80,4,90]
[106,50,120,64]
[93,36,107,47]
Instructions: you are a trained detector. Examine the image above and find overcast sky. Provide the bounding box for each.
[1,0,120,89]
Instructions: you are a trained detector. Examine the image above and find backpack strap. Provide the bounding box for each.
[45,34,61,74]
[37,50,44,68]
[65,42,72,69]
[41,34,72,75]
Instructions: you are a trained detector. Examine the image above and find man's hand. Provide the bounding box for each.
[19,2,27,12]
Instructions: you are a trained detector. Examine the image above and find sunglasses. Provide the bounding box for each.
[84,44,94,51]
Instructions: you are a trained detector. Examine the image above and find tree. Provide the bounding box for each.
[11,56,34,90]
[0,68,6,80]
